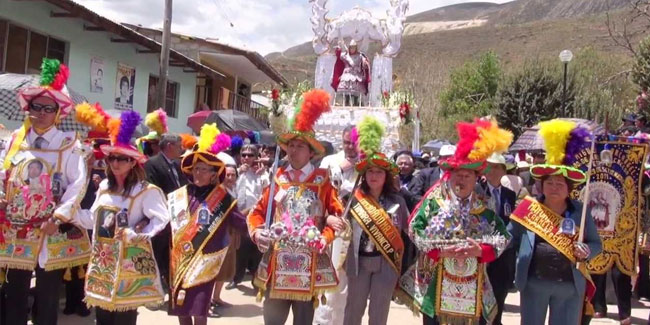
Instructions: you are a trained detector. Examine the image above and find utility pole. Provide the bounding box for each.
[156,0,172,110]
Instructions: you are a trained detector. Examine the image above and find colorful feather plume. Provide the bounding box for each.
[468,119,513,161]
[198,123,220,152]
[246,131,256,144]
[564,127,591,165]
[289,89,331,132]
[74,102,112,133]
[109,110,142,146]
[145,108,168,135]
[349,127,359,150]
[39,58,68,91]
[179,133,197,150]
[357,116,384,157]
[231,135,244,150]
[538,119,576,165]
[212,133,231,154]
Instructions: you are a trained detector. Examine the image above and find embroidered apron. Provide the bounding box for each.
[0,135,90,271]
[168,185,236,306]
[254,171,338,301]
[84,192,164,311]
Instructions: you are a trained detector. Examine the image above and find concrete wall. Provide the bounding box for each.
[0,0,197,133]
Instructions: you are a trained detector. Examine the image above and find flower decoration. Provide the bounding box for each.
[399,101,412,125]
[269,211,323,250]
[270,88,282,116]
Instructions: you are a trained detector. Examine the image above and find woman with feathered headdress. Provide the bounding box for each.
[509,119,602,325]
[401,118,512,325]
[341,116,410,325]
[168,123,248,325]
[74,104,170,324]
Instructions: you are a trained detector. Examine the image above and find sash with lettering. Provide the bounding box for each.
[510,196,596,300]
[349,189,404,274]
[168,185,236,306]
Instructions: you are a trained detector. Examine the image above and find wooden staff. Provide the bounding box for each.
[576,136,596,269]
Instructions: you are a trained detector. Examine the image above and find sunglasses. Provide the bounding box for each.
[107,155,133,163]
[29,103,59,114]
[241,153,256,158]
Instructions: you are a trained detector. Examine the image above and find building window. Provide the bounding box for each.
[147,75,179,118]
[0,19,67,74]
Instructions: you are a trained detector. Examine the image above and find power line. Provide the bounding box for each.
[211,0,235,28]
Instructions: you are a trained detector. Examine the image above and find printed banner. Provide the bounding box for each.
[90,57,104,93]
[571,140,648,275]
[114,63,135,110]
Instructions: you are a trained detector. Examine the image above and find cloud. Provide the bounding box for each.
[73,0,511,55]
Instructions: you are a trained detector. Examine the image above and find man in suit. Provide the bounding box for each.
[476,153,517,325]
[144,133,187,299]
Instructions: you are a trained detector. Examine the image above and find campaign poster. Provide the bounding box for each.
[114,63,135,110]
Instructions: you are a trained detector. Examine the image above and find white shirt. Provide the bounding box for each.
[236,169,269,212]
[284,162,315,183]
[319,151,358,197]
[77,180,170,238]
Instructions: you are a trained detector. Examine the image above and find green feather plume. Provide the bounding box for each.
[288,96,304,130]
[40,58,60,86]
[358,116,384,156]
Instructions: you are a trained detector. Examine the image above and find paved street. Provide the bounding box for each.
[57,278,650,325]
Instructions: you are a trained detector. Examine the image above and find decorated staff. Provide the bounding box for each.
[508,119,601,325]
[167,123,246,325]
[0,58,91,325]
[247,89,343,324]
[399,118,512,325]
[341,116,409,325]
[75,106,169,325]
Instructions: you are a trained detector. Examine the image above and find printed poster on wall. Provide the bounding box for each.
[571,139,648,276]
[90,57,104,93]
[114,63,135,110]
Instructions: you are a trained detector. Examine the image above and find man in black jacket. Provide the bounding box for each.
[144,133,187,298]
[476,153,517,325]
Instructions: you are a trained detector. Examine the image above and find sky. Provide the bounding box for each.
[73,0,511,55]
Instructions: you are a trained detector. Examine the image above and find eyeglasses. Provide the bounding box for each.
[29,103,59,114]
[107,155,133,163]
[241,153,256,158]
[192,166,216,174]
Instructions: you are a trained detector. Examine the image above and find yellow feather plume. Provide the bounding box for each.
[74,102,110,133]
[197,123,220,152]
[468,119,513,161]
[538,119,576,165]
[144,109,168,135]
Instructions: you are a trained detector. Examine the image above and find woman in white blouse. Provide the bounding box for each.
[76,113,170,325]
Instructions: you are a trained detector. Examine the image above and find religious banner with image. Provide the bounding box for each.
[571,139,648,276]
[114,63,135,110]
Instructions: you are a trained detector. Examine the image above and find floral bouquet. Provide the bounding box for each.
[269,211,324,251]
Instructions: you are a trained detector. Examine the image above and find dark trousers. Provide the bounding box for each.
[591,266,632,320]
[64,265,86,312]
[423,314,439,325]
[96,308,138,325]
[637,254,650,299]
[152,224,171,292]
[263,289,314,325]
[487,247,516,325]
[5,267,64,325]
[233,235,262,284]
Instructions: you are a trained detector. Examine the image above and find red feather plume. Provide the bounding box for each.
[50,63,69,91]
[293,89,331,132]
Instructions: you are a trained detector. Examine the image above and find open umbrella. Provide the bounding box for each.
[509,118,605,152]
[422,139,452,155]
[204,109,268,132]
[0,73,89,133]
[187,110,212,134]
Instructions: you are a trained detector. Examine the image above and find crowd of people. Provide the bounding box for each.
[0,58,649,325]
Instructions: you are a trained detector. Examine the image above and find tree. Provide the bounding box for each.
[632,36,650,90]
[495,61,575,138]
[438,52,501,130]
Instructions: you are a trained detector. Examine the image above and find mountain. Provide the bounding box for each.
[267,0,636,85]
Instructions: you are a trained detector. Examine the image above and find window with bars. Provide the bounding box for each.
[0,19,67,74]
[147,75,179,118]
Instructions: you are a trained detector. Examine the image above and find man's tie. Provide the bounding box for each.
[34,136,46,149]
[291,169,303,182]
[492,187,501,214]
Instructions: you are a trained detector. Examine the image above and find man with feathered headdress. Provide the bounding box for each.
[399,118,513,325]
[247,89,344,324]
[0,58,91,325]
